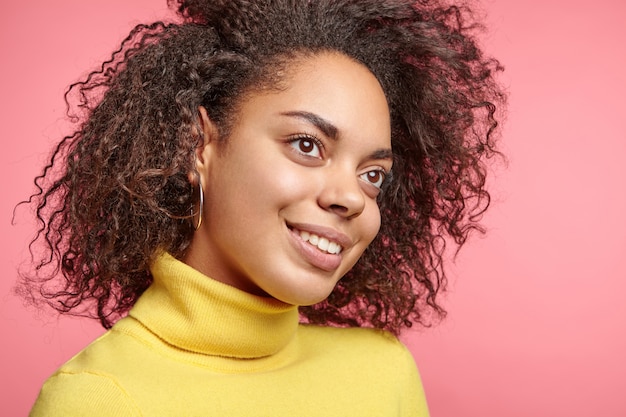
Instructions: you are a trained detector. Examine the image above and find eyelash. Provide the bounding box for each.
[359,169,388,190]
[287,134,324,158]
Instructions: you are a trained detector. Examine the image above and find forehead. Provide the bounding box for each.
[236,52,392,145]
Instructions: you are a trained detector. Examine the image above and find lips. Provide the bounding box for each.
[286,222,352,271]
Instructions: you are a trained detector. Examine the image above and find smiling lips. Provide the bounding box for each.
[297,230,343,255]
[287,223,351,271]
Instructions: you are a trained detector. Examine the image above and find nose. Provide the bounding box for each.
[317,167,366,219]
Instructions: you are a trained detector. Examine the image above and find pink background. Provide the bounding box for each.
[1,1,625,415]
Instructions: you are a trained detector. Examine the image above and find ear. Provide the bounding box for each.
[192,106,220,183]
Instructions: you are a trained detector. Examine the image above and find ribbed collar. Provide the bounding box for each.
[128,252,299,359]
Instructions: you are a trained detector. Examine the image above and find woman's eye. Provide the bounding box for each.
[289,136,322,158]
[360,170,386,189]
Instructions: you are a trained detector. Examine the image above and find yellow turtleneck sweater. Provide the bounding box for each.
[30,253,429,416]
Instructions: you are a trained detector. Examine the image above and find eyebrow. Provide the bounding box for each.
[369,148,393,161]
[280,110,339,140]
[279,110,393,162]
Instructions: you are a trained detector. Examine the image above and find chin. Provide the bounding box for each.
[265,277,338,307]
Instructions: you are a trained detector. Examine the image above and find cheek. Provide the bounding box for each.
[368,205,383,241]
[341,205,381,274]
[213,158,308,220]
[358,202,383,247]
[266,163,316,202]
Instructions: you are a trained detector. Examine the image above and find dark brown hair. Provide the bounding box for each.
[19,0,505,333]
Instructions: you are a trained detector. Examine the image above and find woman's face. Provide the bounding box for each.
[185,52,392,306]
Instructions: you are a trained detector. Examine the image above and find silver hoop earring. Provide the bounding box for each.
[193,179,204,230]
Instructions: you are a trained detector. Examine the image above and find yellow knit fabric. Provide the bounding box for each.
[31,253,430,416]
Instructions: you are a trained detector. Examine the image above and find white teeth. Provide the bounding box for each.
[297,230,342,254]
[328,242,339,254]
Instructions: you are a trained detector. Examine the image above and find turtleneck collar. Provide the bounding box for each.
[128,252,299,359]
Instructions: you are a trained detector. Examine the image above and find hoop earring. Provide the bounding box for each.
[193,179,204,230]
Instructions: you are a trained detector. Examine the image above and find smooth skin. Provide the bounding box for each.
[184,52,392,306]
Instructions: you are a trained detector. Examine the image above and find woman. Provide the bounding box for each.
[23,0,504,415]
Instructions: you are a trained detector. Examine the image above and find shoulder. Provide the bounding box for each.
[299,324,411,354]
[30,370,141,416]
[50,317,152,376]
[296,325,430,415]
[30,321,145,416]
[297,324,417,374]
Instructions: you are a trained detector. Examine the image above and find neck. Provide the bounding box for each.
[128,252,299,358]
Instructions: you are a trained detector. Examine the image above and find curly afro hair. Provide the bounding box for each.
[19,0,505,333]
